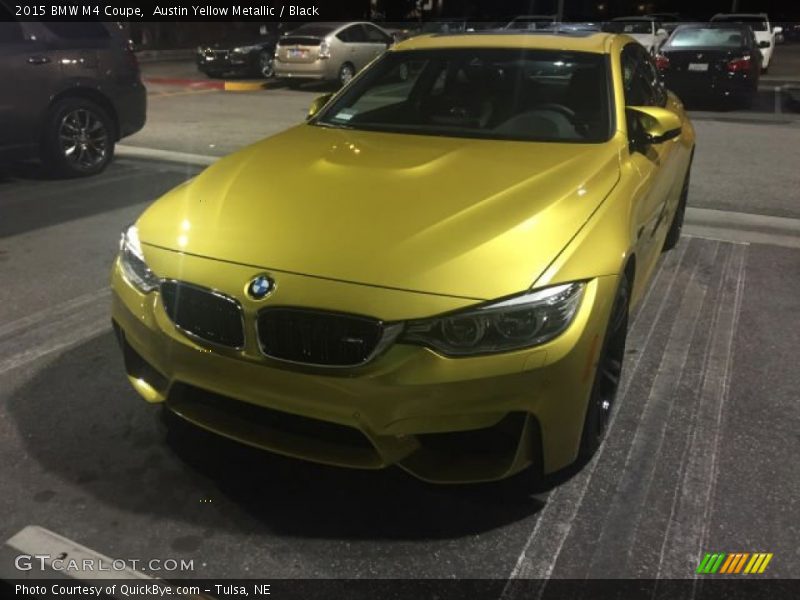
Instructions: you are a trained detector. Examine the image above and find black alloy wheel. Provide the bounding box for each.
[579,274,630,459]
[42,99,114,178]
[662,164,691,252]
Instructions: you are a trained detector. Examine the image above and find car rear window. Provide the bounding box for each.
[669,27,747,48]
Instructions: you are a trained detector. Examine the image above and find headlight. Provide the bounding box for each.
[119,224,159,293]
[233,45,261,54]
[400,282,585,356]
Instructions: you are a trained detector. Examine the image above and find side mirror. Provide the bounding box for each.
[773,26,783,34]
[758,40,771,48]
[657,28,668,36]
[627,106,682,145]
[307,93,334,120]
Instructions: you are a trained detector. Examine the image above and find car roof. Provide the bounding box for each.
[393,31,615,54]
[711,13,768,20]
[612,16,655,21]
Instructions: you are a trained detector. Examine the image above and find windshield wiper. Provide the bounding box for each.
[314,121,354,130]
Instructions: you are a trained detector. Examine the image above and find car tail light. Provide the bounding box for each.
[655,54,670,70]
[318,40,330,59]
[727,56,752,72]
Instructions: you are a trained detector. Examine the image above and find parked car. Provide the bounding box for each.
[542,22,602,33]
[646,13,683,34]
[416,20,502,35]
[0,13,146,177]
[112,30,694,488]
[504,15,558,31]
[274,22,393,87]
[710,13,781,72]
[196,26,282,79]
[379,22,420,42]
[780,21,800,42]
[656,23,762,106]
[601,17,669,55]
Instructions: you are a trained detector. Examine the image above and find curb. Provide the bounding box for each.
[144,77,270,91]
[135,49,196,62]
[145,77,223,89]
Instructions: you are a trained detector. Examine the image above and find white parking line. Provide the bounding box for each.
[654,244,747,583]
[501,241,692,595]
[0,288,111,376]
[5,525,152,580]
[582,242,717,577]
[116,145,219,166]
[0,288,109,339]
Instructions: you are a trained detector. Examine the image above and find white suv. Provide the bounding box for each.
[710,13,783,72]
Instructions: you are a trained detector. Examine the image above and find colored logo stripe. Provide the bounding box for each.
[697,552,773,575]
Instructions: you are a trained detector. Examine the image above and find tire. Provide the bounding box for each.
[662,164,691,252]
[257,50,274,79]
[578,274,630,460]
[338,62,355,88]
[41,98,114,178]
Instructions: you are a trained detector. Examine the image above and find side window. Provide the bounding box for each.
[363,24,389,44]
[337,25,365,44]
[0,5,25,43]
[621,44,665,107]
[336,27,353,43]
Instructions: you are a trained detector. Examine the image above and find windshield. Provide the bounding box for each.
[314,49,611,143]
[712,16,768,31]
[669,27,748,48]
[602,21,654,34]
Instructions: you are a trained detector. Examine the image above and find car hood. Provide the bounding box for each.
[137,125,621,300]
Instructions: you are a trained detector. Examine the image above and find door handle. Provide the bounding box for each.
[27,55,51,65]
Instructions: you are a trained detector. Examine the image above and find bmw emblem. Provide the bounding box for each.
[247,274,275,300]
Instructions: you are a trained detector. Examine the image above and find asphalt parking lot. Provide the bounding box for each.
[1,47,799,587]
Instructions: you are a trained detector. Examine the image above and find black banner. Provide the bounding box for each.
[4,579,800,600]
[3,0,371,21]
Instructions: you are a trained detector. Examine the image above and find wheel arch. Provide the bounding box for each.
[47,87,120,141]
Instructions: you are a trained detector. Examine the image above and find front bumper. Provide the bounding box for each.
[111,246,617,484]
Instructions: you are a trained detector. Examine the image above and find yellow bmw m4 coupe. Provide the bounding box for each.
[111,31,695,486]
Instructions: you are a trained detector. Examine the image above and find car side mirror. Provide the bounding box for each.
[758,40,771,48]
[627,106,682,145]
[773,26,783,34]
[657,28,668,36]
[307,93,334,120]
